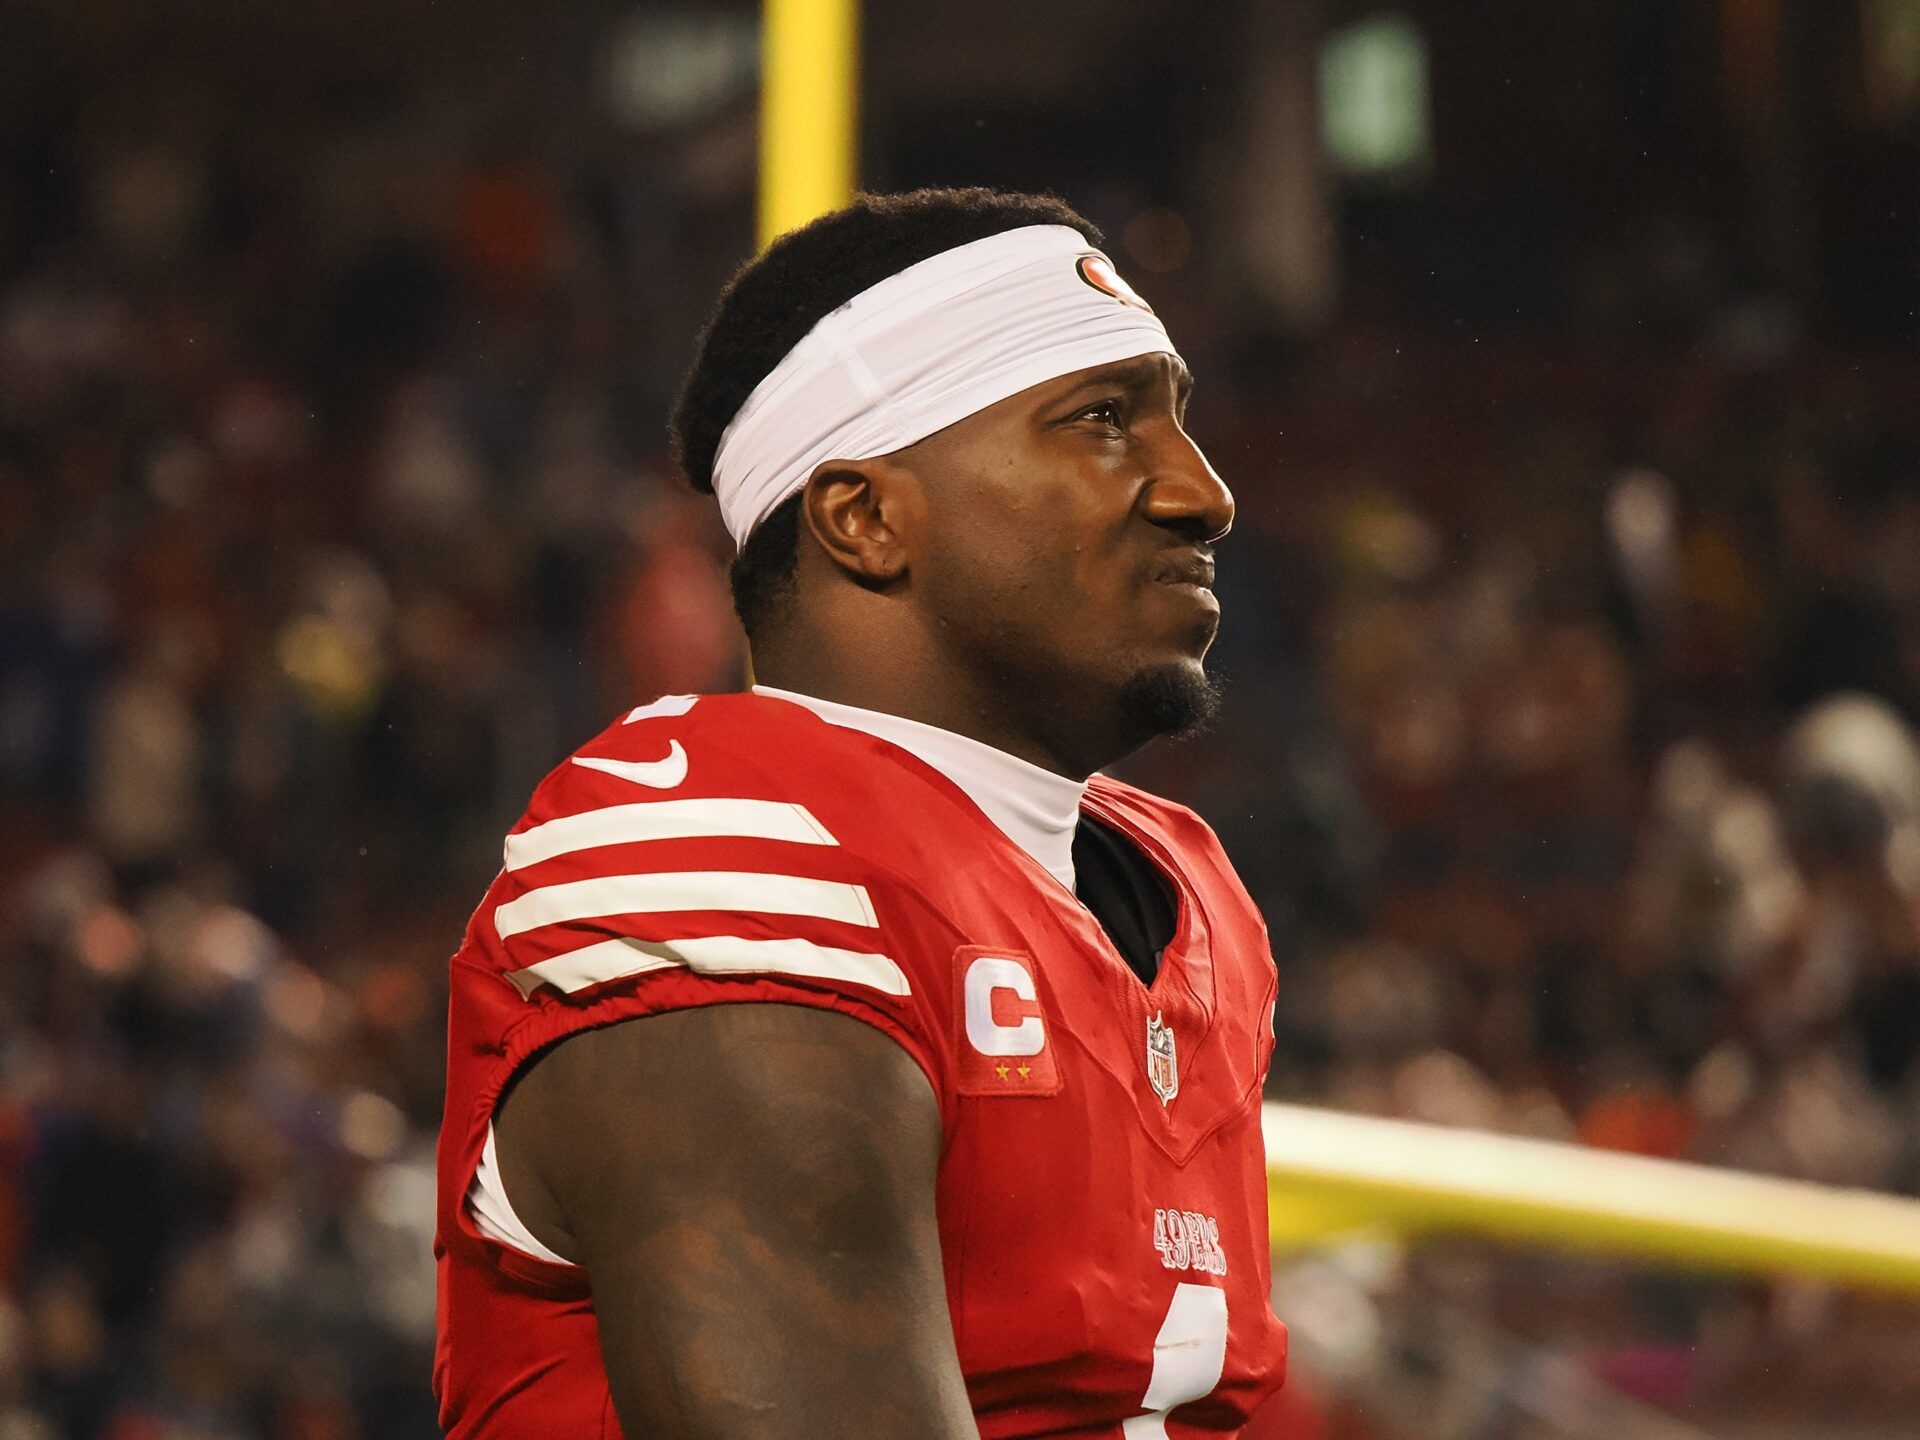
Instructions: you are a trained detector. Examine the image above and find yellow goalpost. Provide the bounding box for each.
[1263,1103,1920,1295]
[758,0,860,249]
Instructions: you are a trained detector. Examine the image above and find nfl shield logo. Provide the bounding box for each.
[1146,1011,1178,1106]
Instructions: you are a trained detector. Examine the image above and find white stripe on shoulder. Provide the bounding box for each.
[506,933,909,998]
[505,799,838,871]
[624,694,699,723]
[493,870,878,942]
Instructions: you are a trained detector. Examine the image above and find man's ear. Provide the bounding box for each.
[799,456,923,584]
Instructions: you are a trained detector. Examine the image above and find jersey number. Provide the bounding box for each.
[1121,1283,1228,1438]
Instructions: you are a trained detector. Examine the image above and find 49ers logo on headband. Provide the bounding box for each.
[1075,253,1155,314]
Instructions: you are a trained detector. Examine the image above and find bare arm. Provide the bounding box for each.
[494,1004,978,1440]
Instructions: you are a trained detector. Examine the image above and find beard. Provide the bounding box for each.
[1116,662,1222,748]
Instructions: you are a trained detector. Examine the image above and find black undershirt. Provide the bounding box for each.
[1071,814,1177,986]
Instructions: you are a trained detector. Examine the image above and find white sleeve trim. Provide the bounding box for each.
[505,932,909,1000]
[467,1121,576,1267]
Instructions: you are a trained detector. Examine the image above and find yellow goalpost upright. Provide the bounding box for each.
[758,0,860,249]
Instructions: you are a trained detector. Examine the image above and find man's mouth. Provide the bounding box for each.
[1153,549,1217,590]
[1150,549,1220,631]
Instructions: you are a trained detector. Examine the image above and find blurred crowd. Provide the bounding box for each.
[1201,337,1920,1195]
[1171,339,1920,1435]
[0,79,758,1438]
[6,37,1920,1440]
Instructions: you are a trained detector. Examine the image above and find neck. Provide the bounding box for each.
[750,629,1108,781]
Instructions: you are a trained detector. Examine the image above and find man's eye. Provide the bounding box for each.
[1079,399,1126,428]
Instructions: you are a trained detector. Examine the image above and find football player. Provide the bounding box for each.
[434,187,1289,1438]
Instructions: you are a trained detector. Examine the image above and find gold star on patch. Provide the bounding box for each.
[995,1064,1010,1080]
[1017,1064,1032,1079]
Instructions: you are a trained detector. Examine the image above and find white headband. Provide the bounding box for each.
[709,224,1180,548]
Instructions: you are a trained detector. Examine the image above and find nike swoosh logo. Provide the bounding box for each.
[571,741,689,789]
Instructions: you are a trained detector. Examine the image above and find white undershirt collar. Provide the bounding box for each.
[754,685,1087,891]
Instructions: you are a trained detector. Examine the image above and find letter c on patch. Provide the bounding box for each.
[964,955,1045,1057]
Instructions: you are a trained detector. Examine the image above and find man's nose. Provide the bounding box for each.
[1141,426,1234,544]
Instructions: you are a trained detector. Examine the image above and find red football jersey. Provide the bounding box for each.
[434,692,1288,1437]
